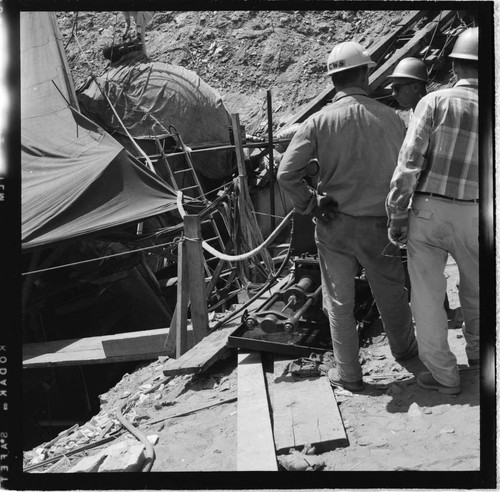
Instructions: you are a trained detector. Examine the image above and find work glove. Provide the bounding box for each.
[311,194,338,224]
[387,212,408,247]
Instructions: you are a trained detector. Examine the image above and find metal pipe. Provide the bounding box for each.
[267,89,276,231]
[283,286,322,332]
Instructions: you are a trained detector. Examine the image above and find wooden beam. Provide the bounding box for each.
[22,328,192,368]
[280,11,443,128]
[368,10,432,62]
[162,317,240,376]
[369,10,456,91]
[164,239,190,357]
[184,214,209,344]
[237,351,277,471]
[272,357,347,455]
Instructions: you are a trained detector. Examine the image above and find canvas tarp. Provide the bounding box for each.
[21,12,178,250]
[77,58,234,180]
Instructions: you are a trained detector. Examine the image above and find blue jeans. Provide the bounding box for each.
[408,195,479,387]
[315,213,416,382]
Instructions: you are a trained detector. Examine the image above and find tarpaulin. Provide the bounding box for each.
[77,58,234,180]
[21,12,178,249]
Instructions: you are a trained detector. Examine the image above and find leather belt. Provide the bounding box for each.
[415,191,479,204]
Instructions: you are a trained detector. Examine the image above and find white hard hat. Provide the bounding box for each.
[326,41,375,76]
[449,27,478,61]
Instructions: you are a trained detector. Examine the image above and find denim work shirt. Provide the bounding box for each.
[387,79,479,217]
[277,87,406,217]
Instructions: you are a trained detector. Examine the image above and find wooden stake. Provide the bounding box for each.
[175,239,189,357]
[184,214,209,344]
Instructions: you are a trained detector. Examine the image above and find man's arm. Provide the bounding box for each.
[386,98,433,245]
[276,120,317,215]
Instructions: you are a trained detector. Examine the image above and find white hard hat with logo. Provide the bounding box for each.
[326,41,376,76]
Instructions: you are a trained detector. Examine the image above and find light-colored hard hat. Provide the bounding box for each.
[326,41,375,76]
[448,27,478,61]
[387,57,428,82]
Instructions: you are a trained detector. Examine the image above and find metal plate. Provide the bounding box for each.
[227,319,331,357]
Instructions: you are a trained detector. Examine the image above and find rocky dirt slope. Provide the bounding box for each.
[58,9,411,133]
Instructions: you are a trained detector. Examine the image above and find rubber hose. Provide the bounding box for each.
[210,240,293,331]
[177,190,294,262]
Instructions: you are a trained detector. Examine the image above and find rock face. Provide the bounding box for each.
[58,10,409,133]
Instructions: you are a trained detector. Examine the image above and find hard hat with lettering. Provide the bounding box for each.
[387,57,428,82]
[326,41,375,76]
[448,27,478,61]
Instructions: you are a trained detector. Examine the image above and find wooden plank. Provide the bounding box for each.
[368,10,431,62]
[184,214,209,344]
[173,239,189,357]
[22,328,182,368]
[162,318,240,376]
[369,10,456,91]
[237,351,277,471]
[272,357,347,455]
[282,11,439,128]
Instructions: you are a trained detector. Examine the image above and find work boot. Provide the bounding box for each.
[327,368,364,392]
[416,371,461,395]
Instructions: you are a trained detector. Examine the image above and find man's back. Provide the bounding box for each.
[279,88,405,216]
[397,79,478,200]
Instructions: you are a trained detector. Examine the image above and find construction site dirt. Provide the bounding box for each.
[16,7,491,486]
[23,258,479,474]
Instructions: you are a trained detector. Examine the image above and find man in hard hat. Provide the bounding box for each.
[277,41,417,392]
[386,27,479,395]
[389,57,459,324]
[388,57,428,127]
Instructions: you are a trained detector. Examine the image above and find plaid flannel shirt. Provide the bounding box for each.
[387,79,479,218]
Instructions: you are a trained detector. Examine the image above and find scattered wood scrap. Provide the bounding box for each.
[272,357,348,455]
[237,351,277,471]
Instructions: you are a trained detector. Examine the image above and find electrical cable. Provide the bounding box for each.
[177,191,293,262]
[209,214,294,330]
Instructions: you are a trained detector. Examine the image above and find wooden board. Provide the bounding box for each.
[283,11,438,127]
[184,215,209,343]
[162,318,239,376]
[22,328,187,368]
[369,10,456,91]
[237,351,277,471]
[368,10,431,62]
[272,357,347,455]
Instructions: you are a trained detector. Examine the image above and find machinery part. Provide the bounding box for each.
[305,159,319,177]
[387,57,428,82]
[448,27,478,61]
[283,286,322,333]
[244,309,290,332]
[282,275,314,309]
[326,41,375,76]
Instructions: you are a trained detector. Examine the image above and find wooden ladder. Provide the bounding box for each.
[150,127,239,308]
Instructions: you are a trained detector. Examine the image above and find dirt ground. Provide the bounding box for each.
[25,256,480,474]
